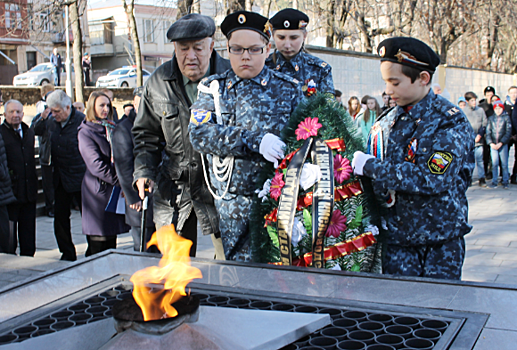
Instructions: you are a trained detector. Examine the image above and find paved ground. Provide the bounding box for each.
[1,151,516,290]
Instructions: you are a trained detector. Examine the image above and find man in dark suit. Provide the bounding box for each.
[112,87,155,251]
[0,100,38,256]
[34,90,86,261]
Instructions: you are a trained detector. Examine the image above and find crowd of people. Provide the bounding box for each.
[0,8,504,281]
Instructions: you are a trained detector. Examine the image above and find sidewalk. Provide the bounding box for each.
[1,181,516,290]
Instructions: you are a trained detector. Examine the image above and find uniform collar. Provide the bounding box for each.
[226,66,273,90]
[398,89,434,121]
[274,50,303,71]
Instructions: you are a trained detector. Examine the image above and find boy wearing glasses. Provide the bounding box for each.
[189,11,301,261]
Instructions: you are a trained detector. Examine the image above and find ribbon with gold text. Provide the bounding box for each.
[276,138,313,266]
[310,138,334,268]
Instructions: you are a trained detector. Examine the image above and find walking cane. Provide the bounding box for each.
[140,181,150,253]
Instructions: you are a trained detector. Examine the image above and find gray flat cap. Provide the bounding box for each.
[166,14,216,42]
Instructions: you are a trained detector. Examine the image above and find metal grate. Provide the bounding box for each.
[0,286,450,349]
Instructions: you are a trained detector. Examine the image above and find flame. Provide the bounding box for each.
[130,224,202,321]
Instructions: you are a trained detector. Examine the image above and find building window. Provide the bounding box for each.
[26,52,36,70]
[144,19,154,43]
[163,20,171,43]
[4,3,22,29]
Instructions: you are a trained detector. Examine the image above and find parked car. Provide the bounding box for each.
[96,66,151,88]
[12,63,75,87]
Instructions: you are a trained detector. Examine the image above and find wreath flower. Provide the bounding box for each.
[295,117,322,141]
[325,210,347,238]
[334,154,353,183]
[269,172,285,201]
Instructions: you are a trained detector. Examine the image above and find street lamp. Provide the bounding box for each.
[65,5,73,98]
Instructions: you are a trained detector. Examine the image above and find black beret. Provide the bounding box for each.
[166,14,215,42]
[484,86,495,95]
[133,86,143,97]
[270,8,309,30]
[221,11,272,40]
[377,37,441,73]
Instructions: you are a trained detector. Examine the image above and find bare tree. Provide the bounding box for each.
[417,0,475,63]
[121,0,143,87]
[67,0,85,102]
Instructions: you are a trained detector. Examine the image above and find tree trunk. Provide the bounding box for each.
[177,0,193,18]
[193,0,200,13]
[69,1,84,102]
[122,0,143,87]
[326,0,335,48]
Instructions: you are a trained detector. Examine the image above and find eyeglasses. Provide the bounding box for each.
[229,46,265,55]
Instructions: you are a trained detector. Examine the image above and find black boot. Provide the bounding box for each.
[479,178,486,187]
[511,175,517,185]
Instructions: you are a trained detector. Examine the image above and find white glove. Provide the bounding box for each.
[291,216,308,247]
[256,179,271,202]
[300,163,322,190]
[352,151,375,176]
[259,133,286,168]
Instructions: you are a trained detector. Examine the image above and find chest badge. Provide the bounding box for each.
[303,79,317,97]
[261,79,267,86]
[227,81,233,89]
[405,138,418,163]
[427,151,453,175]
[276,64,281,70]
[295,64,299,71]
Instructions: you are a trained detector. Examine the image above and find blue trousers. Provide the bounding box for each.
[474,146,485,179]
[490,144,509,186]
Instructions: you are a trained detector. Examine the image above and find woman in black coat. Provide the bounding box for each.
[78,91,128,256]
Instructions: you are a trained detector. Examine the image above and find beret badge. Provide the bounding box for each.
[394,49,429,66]
[238,14,246,24]
[299,20,308,29]
[283,20,290,28]
[379,46,386,57]
[264,21,273,36]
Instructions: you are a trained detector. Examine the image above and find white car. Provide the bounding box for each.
[13,63,75,87]
[96,66,151,88]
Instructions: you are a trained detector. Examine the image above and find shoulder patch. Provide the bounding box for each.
[427,151,453,175]
[190,109,212,126]
[446,107,460,116]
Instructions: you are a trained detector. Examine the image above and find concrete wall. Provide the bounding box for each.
[0,86,133,105]
[308,45,517,105]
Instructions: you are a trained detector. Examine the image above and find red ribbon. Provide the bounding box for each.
[266,180,363,220]
[268,232,377,267]
[325,138,347,152]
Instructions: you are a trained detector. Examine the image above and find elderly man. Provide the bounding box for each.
[132,14,230,258]
[0,100,38,256]
[34,90,86,261]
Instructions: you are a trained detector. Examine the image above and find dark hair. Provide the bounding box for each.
[465,91,477,101]
[361,95,371,105]
[508,86,517,92]
[382,91,388,97]
[335,90,342,97]
[491,94,501,102]
[401,65,433,85]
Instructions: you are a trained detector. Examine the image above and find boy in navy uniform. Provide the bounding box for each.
[352,37,475,280]
[189,11,301,261]
[266,8,334,96]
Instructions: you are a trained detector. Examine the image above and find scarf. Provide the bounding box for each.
[91,118,116,161]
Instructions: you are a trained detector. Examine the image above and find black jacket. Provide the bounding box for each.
[132,51,230,235]
[0,132,16,206]
[0,122,38,203]
[112,108,154,227]
[31,112,51,166]
[34,107,86,193]
[479,98,494,118]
